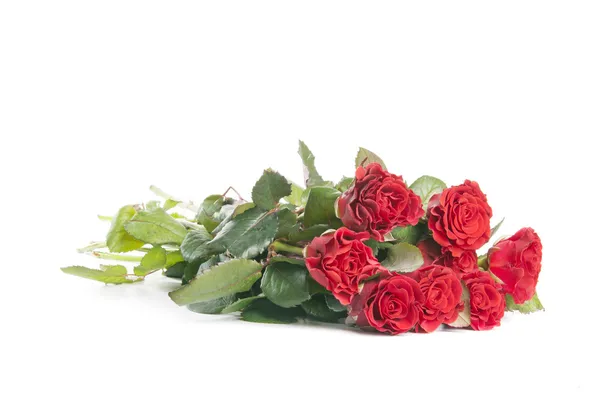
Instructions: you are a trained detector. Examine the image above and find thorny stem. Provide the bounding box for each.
[270,241,305,257]
[149,185,199,213]
[77,241,107,253]
[223,186,246,202]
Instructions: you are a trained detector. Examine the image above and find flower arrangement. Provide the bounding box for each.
[63,141,544,334]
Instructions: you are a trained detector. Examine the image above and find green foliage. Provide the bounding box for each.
[448,283,471,328]
[285,182,305,206]
[287,224,330,243]
[303,187,341,228]
[298,140,331,188]
[240,299,304,324]
[61,265,142,284]
[187,294,237,315]
[325,295,346,312]
[163,261,187,279]
[335,176,354,192]
[261,262,311,308]
[490,218,505,239]
[169,259,263,306]
[252,169,292,210]
[381,242,424,272]
[180,227,215,265]
[275,208,300,239]
[124,208,187,245]
[301,295,346,322]
[355,147,387,170]
[134,246,167,276]
[106,205,145,253]
[409,175,447,209]
[196,195,231,233]
[390,223,427,245]
[505,293,544,314]
[221,294,264,314]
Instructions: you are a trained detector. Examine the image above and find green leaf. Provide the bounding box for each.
[505,293,544,314]
[232,202,256,218]
[196,195,230,233]
[381,242,424,272]
[163,261,187,278]
[168,259,263,306]
[180,226,216,265]
[61,265,142,284]
[409,175,447,209]
[285,182,305,206]
[261,262,311,308]
[355,147,387,170]
[252,169,292,210]
[325,295,346,312]
[124,208,187,245]
[490,218,505,239]
[165,251,185,268]
[211,207,278,258]
[183,255,224,285]
[335,176,354,192]
[301,295,346,322]
[448,283,471,328]
[240,299,304,324]
[298,140,330,188]
[164,198,181,211]
[390,224,427,245]
[106,205,145,253]
[134,246,167,276]
[145,200,162,211]
[287,224,330,243]
[270,255,305,267]
[221,294,265,314]
[303,187,341,228]
[187,294,237,315]
[275,208,299,239]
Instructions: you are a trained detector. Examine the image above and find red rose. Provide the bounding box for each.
[350,273,425,335]
[417,239,442,266]
[337,163,424,241]
[410,265,464,333]
[305,227,383,305]
[428,180,492,256]
[488,227,542,304]
[433,248,478,277]
[463,271,505,331]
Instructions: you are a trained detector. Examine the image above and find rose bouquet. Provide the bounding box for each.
[63,141,544,334]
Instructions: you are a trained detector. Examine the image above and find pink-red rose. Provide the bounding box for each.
[410,265,464,333]
[463,270,505,331]
[488,227,542,304]
[428,180,492,256]
[337,163,424,241]
[417,239,478,277]
[305,227,383,305]
[350,273,424,335]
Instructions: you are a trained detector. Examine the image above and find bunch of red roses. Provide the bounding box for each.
[64,142,543,334]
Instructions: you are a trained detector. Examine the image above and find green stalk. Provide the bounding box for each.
[270,241,305,257]
[77,241,107,253]
[89,251,144,262]
[477,255,489,270]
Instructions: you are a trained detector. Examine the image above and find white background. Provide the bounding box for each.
[1,1,599,397]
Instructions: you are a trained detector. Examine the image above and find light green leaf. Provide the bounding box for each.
[285,182,305,206]
[240,299,304,324]
[169,259,263,306]
[221,294,265,314]
[448,283,471,328]
[409,175,447,209]
[490,218,505,239]
[165,251,185,268]
[187,294,237,315]
[270,255,306,267]
[134,246,167,276]
[106,205,145,253]
[210,207,278,258]
[196,195,230,233]
[381,242,424,272]
[301,295,346,322]
[390,224,427,245]
[303,187,341,228]
[252,169,292,210]
[298,140,330,188]
[124,208,187,245]
[61,265,142,284]
[261,262,311,308]
[355,147,387,170]
[505,292,544,314]
[335,176,354,192]
[180,226,216,265]
[164,199,181,211]
[232,202,256,218]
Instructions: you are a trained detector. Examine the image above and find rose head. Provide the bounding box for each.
[409,265,464,333]
[433,248,478,277]
[428,180,492,256]
[488,227,542,304]
[305,227,383,305]
[337,163,424,241]
[350,273,425,335]
[463,270,505,331]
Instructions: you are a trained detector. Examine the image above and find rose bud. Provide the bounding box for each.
[305,227,383,305]
[488,227,542,304]
[350,273,425,335]
[428,180,492,256]
[337,163,424,241]
[462,270,505,331]
[409,265,464,332]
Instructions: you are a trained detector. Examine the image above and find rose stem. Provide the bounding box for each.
[477,255,489,270]
[270,241,305,257]
[76,241,107,253]
[89,252,144,262]
[149,185,199,213]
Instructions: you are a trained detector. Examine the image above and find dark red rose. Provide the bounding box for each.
[337,163,424,241]
[350,273,425,335]
[433,248,478,277]
[305,227,383,305]
[428,180,492,256]
[488,227,542,304]
[409,265,464,333]
[463,270,505,331]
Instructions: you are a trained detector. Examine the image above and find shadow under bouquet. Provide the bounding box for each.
[63,141,544,334]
